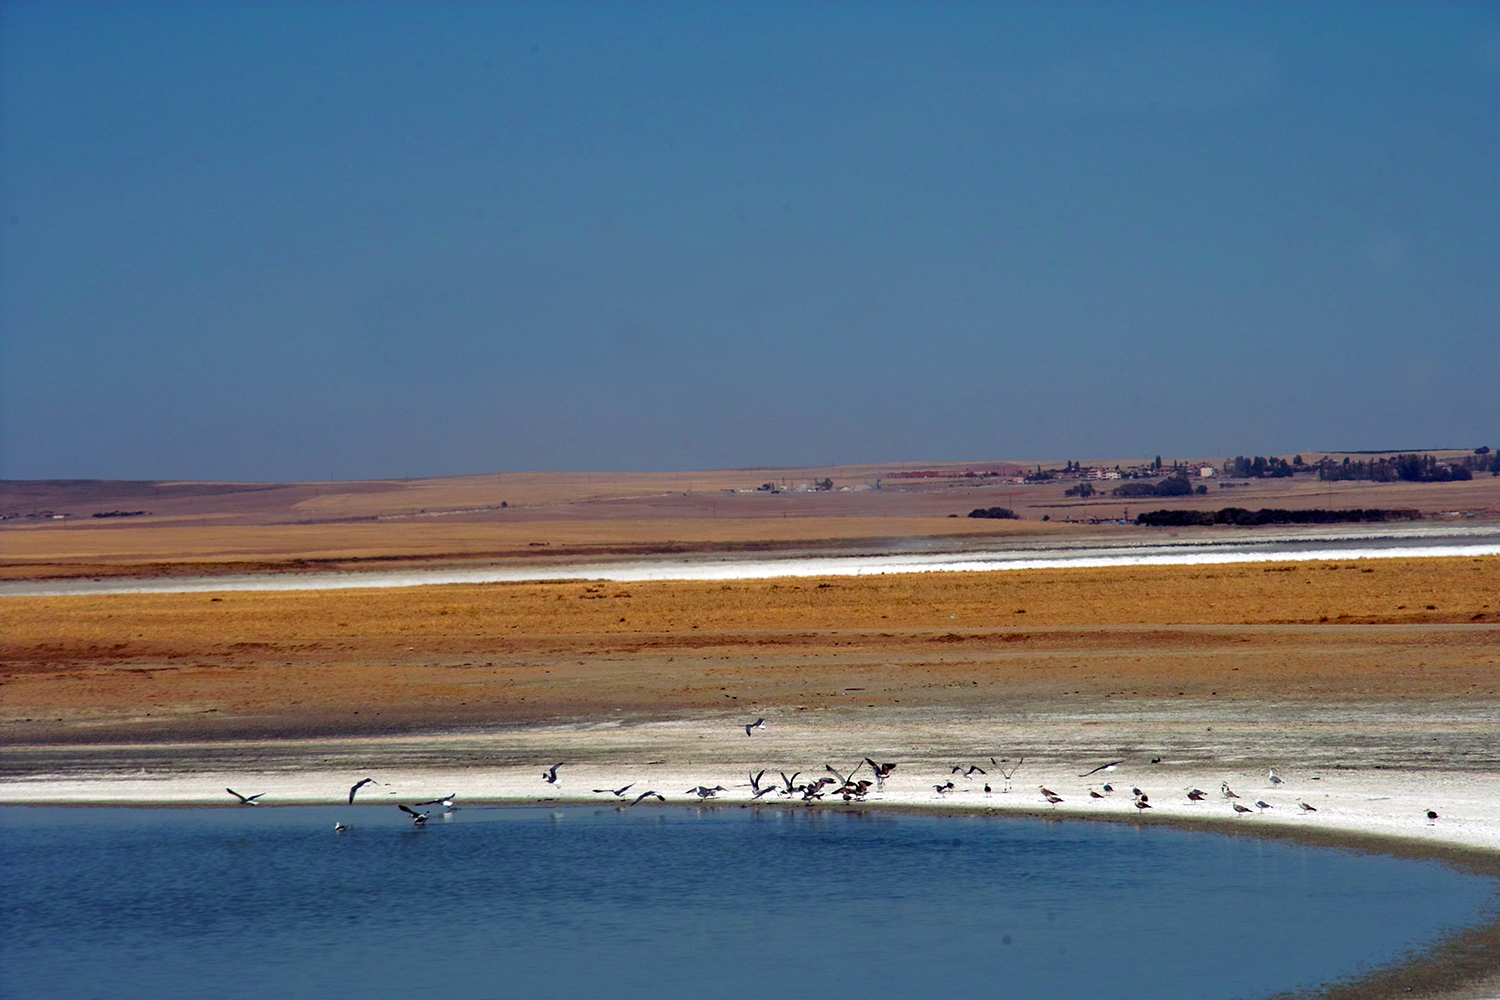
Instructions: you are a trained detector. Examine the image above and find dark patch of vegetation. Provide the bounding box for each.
[967,507,1020,520]
[1112,475,1194,498]
[1135,507,1423,527]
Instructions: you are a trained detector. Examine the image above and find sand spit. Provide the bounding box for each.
[4,526,1497,596]
[5,710,1497,853]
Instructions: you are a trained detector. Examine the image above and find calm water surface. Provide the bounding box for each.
[2,805,1494,1000]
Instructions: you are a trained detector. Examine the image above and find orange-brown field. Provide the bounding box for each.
[3,555,1494,743]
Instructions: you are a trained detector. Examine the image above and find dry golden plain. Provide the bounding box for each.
[3,555,1495,743]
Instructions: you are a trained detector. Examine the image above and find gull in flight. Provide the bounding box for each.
[414,794,456,809]
[688,785,726,799]
[994,757,1024,791]
[745,718,766,736]
[1079,760,1125,778]
[542,763,564,785]
[399,804,429,826]
[593,784,635,797]
[1134,799,1152,812]
[628,790,665,806]
[934,781,955,794]
[348,778,378,804]
[778,771,802,795]
[226,788,264,806]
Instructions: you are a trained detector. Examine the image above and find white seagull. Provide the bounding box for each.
[226,788,264,806]
[745,718,766,736]
[348,778,378,804]
[1268,769,1284,786]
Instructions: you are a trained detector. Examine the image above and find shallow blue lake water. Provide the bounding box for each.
[1,805,1493,1000]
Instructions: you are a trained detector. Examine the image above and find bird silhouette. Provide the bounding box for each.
[225,788,264,806]
[1079,760,1125,778]
[399,804,429,826]
[629,790,665,806]
[348,778,378,804]
[745,718,766,736]
[542,763,564,785]
[592,784,635,797]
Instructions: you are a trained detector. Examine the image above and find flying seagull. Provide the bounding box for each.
[745,718,766,736]
[863,758,897,780]
[225,788,264,806]
[688,785,726,799]
[629,790,665,806]
[934,782,955,794]
[779,771,802,795]
[747,770,767,794]
[1079,760,1125,778]
[399,804,429,826]
[414,794,456,808]
[543,763,564,785]
[996,757,1024,790]
[592,784,635,797]
[348,778,378,804]
[1255,800,1273,813]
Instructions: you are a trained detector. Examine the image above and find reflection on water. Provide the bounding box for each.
[1,806,1494,1000]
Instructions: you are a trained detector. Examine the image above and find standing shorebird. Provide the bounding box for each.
[1232,802,1253,817]
[778,771,802,795]
[1255,800,1273,813]
[1268,769,1284,786]
[348,778,378,804]
[399,804,429,826]
[1426,810,1439,824]
[745,718,766,736]
[1222,782,1240,800]
[542,763,564,785]
[1089,788,1104,799]
[934,782,955,794]
[225,788,264,806]
[1187,788,1207,802]
[1297,800,1317,813]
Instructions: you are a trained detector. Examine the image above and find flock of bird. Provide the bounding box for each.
[221,720,1448,832]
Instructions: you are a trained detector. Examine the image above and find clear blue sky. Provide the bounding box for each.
[3,2,1496,481]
